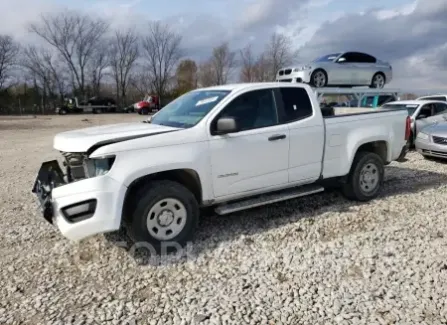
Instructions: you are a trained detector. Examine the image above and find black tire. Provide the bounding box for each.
[93,107,102,114]
[370,72,386,89]
[310,69,327,88]
[342,151,384,201]
[59,108,68,115]
[141,108,149,115]
[126,180,199,251]
[408,131,414,148]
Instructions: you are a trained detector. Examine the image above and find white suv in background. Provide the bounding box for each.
[417,94,447,102]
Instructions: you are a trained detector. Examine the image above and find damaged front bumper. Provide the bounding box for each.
[31,160,127,241]
[32,160,66,224]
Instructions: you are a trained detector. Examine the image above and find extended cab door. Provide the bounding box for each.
[208,88,289,198]
[274,86,325,184]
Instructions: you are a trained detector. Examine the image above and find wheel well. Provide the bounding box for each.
[356,141,388,162]
[313,68,327,77]
[122,169,202,219]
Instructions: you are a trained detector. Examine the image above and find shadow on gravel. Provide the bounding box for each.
[106,165,447,266]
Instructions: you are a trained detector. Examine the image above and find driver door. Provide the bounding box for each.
[332,52,359,85]
[209,88,289,198]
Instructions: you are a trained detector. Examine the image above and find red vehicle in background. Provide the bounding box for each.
[135,94,160,115]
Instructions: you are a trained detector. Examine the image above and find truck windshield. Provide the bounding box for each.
[381,103,419,116]
[150,90,231,128]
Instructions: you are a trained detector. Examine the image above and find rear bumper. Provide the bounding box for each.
[32,160,127,241]
[415,139,447,159]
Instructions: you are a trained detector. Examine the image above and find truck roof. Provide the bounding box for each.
[199,82,310,92]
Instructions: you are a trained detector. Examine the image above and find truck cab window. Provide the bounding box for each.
[277,87,313,123]
[217,89,278,131]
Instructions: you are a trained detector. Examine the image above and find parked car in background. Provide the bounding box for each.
[415,122,447,159]
[135,95,160,115]
[79,97,116,108]
[381,100,447,145]
[276,51,392,88]
[56,97,118,114]
[32,82,409,247]
[416,94,447,102]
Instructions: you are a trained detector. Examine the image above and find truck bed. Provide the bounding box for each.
[320,105,408,179]
[322,106,406,118]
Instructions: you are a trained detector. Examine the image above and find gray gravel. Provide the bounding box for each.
[1,114,447,325]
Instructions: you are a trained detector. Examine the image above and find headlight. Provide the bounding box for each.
[85,155,116,177]
[293,65,312,72]
[416,132,429,140]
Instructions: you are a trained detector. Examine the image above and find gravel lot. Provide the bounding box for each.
[1,114,447,325]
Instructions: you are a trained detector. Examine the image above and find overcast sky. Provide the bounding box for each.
[2,0,446,90]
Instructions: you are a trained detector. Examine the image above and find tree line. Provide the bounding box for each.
[0,10,296,114]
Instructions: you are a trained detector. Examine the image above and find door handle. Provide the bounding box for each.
[268,134,286,141]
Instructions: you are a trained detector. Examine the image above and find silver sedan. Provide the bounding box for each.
[276,51,393,88]
[415,122,447,159]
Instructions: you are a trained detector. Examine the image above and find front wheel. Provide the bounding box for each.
[342,152,384,201]
[127,180,199,251]
[310,69,327,88]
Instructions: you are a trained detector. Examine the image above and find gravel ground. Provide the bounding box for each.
[1,114,447,325]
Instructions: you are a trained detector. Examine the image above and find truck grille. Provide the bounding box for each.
[284,69,292,75]
[432,135,447,145]
[278,70,284,76]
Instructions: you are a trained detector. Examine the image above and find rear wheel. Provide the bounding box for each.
[126,180,199,251]
[342,152,384,201]
[370,73,386,88]
[59,108,68,115]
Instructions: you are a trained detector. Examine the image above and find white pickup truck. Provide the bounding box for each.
[32,82,410,249]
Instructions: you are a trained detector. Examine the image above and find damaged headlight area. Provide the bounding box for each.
[62,152,116,182]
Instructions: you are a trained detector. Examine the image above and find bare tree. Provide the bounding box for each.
[252,53,270,82]
[210,42,236,85]
[264,33,295,80]
[175,59,197,93]
[239,44,257,82]
[142,21,182,102]
[29,11,109,98]
[197,61,215,87]
[89,42,110,97]
[110,29,139,106]
[0,35,20,89]
[21,45,70,113]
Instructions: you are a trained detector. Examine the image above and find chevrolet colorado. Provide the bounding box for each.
[32,82,410,249]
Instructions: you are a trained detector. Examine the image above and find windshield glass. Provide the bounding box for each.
[382,103,419,116]
[150,90,231,128]
[313,53,341,62]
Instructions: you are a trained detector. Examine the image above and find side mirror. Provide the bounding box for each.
[337,57,346,63]
[215,117,238,134]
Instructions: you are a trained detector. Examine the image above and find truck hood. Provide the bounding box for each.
[54,122,180,153]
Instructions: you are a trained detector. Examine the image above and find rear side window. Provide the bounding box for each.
[276,87,313,123]
[435,103,447,114]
